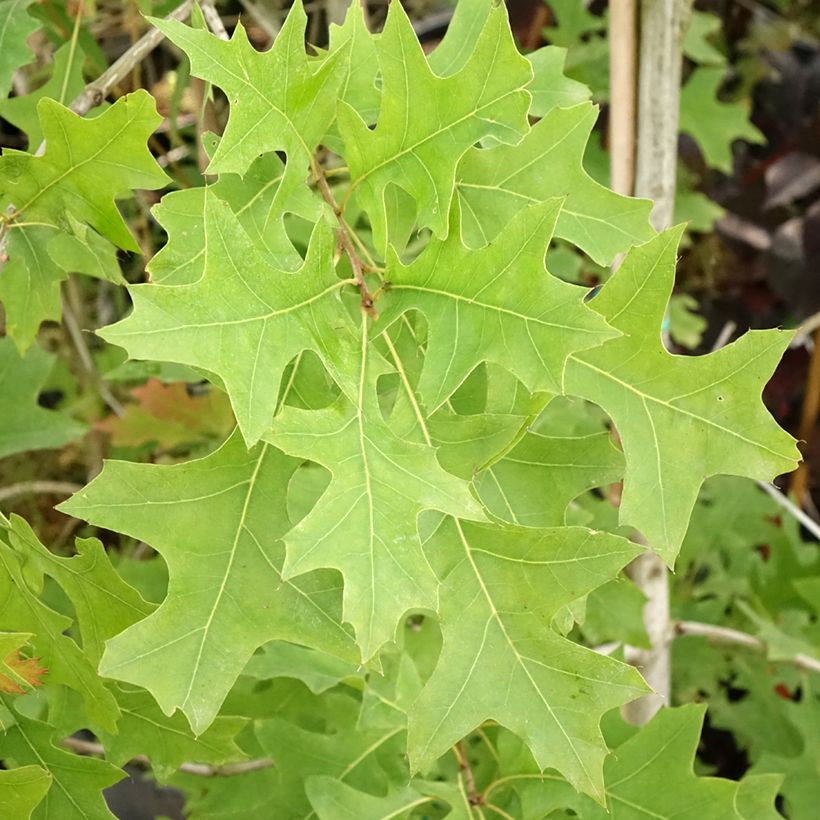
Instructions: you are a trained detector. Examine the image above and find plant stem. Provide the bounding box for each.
[673,620,820,675]
[69,0,195,117]
[0,482,83,504]
[313,165,376,314]
[454,740,482,806]
[61,736,274,776]
[756,479,820,541]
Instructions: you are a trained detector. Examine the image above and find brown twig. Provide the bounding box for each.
[62,736,274,777]
[313,166,376,315]
[453,740,482,806]
[69,0,195,117]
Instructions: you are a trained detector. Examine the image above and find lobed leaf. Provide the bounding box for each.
[565,228,800,562]
[408,519,647,802]
[339,1,532,250]
[379,199,616,411]
[59,431,358,735]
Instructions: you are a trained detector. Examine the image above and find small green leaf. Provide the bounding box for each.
[0,42,86,144]
[0,706,123,820]
[4,516,154,665]
[679,67,764,173]
[152,0,347,183]
[0,0,38,99]
[0,765,51,820]
[0,338,86,459]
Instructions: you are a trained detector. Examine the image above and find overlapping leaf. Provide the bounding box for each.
[0,765,51,819]
[0,705,123,819]
[152,0,346,182]
[455,103,654,264]
[408,519,647,801]
[266,326,485,660]
[4,516,155,664]
[0,521,119,730]
[490,706,779,818]
[0,0,38,99]
[339,1,532,250]
[101,190,359,446]
[475,422,624,527]
[148,149,318,287]
[98,688,247,782]
[0,90,167,349]
[565,228,800,561]
[59,431,358,735]
[0,42,86,145]
[379,199,615,411]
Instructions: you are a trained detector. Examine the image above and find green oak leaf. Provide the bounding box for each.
[305,776,462,820]
[0,90,167,350]
[0,0,38,99]
[339,1,532,250]
[152,0,346,182]
[0,89,166,254]
[4,516,155,665]
[684,10,727,66]
[0,705,123,820]
[46,214,122,285]
[407,519,647,802]
[0,529,120,730]
[325,2,379,124]
[426,0,494,77]
[98,688,247,782]
[379,199,616,412]
[148,146,319,287]
[100,189,359,447]
[266,326,486,660]
[528,46,591,117]
[565,228,800,562]
[498,705,768,818]
[734,774,785,820]
[543,0,606,48]
[475,420,624,527]
[0,338,86,459]
[679,67,764,173]
[592,705,742,818]
[749,681,820,819]
[455,103,654,265]
[0,765,51,819]
[0,42,86,145]
[58,431,357,736]
[256,709,408,817]
[243,641,360,694]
